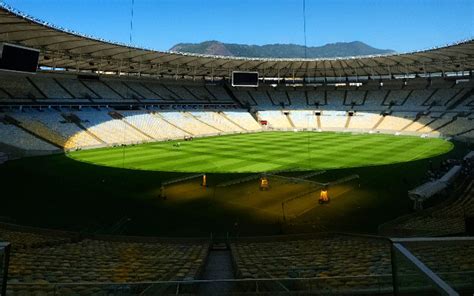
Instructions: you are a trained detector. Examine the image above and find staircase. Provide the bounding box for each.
[63,113,106,144]
[198,237,234,295]
[285,113,295,128]
[4,115,64,149]
[110,111,155,140]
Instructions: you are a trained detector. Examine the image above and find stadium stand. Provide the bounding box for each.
[121,111,189,140]
[159,112,220,135]
[0,120,58,151]
[222,111,262,131]
[383,181,474,237]
[231,234,393,292]
[1,224,209,295]
[289,110,318,129]
[257,111,292,129]
[74,110,149,145]
[1,74,474,152]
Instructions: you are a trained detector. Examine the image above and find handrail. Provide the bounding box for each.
[6,274,393,286]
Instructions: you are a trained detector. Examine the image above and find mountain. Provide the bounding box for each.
[169,41,395,58]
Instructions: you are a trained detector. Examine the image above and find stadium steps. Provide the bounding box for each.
[371,115,386,130]
[400,115,420,131]
[3,115,63,149]
[444,87,466,107]
[198,249,234,294]
[265,91,278,106]
[53,78,77,99]
[422,89,438,106]
[285,113,295,128]
[121,118,155,140]
[416,117,438,132]
[246,91,261,106]
[222,84,246,108]
[285,91,292,106]
[399,90,414,106]
[187,112,224,132]
[183,86,209,103]
[100,81,127,100]
[152,113,193,135]
[62,113,107,145]
[25,77,47,99]
[432,116,458,132]
[111,111,155,140]
[455,127,474,137]
[381,90,392,106]
[219,112,248,131]
[78,79,102,99]
[344,114,351,128]
[448,88,474,110]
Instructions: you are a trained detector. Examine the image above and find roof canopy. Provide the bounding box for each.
[1,3,473,79]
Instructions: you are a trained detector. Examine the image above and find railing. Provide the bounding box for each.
[391,237,474,296]
[0,242,11,296]
[6,275,393,296]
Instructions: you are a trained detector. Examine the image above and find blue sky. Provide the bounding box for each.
[1,0,473,53]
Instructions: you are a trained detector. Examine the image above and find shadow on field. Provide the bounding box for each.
[0,140,470,237]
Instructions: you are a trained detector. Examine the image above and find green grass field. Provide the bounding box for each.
[68,132,454,173]
[0,132,465,237]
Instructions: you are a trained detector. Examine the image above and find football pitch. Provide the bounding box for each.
[0,131,465,236]
[68,131,454,173]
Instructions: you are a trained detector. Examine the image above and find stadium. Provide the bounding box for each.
[0,1,473,295]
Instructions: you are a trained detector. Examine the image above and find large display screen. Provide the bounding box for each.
[232,71,259,87]
[0,43,39,73]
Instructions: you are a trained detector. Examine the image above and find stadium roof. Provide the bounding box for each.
[1,3,473,79]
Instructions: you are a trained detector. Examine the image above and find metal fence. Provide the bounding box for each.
[0,242,10,296]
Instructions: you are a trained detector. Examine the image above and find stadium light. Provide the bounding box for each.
[260,176,269,191]
[319,187,330,204]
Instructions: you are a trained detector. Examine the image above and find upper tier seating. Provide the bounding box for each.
[326,91,345,107]
[306,90,326,106]
[231,89,257,106]
[123,81,162,100]
[268,90,290,105]
[185,86,214,102]
[0,76,43,102]
[29,77,73,100]
[80,80,123,101]
[205,85,234,102]
[286,89,307,107]
[249,90,274,106]
[346,90,366,105]
[55,78,99,99]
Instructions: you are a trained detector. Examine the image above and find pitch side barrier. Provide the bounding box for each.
[390,237,474,296]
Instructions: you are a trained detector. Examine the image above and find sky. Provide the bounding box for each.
[1,0,473,53]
